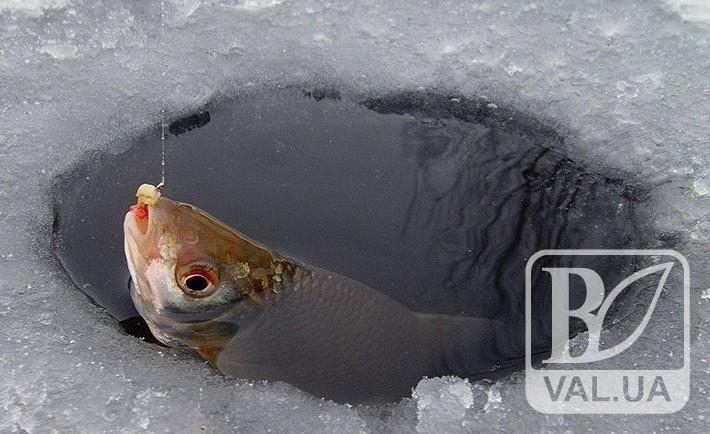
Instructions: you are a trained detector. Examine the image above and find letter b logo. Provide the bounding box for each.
[543,263,673,363]
[525,250,689,414]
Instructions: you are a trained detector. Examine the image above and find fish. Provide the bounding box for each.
[123,183,517,404]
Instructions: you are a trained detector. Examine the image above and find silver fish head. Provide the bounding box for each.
[122,184,297,358]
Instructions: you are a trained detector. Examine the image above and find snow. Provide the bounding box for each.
[664,0,710,23]
[0,0,70,15]
[0,0,708,432]
[413,377,474,433]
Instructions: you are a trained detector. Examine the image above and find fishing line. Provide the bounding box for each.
[157,0,167,191]
[159,112,166,190]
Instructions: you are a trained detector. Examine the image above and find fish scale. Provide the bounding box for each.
[124,186,508,404]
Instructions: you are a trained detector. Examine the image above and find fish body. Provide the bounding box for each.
[124,184,507,403]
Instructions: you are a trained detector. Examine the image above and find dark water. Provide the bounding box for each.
[52,88,650,355]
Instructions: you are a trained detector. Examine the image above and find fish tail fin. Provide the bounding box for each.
[416,313,532,377]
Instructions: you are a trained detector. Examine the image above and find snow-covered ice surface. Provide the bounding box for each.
[0,0,708,432]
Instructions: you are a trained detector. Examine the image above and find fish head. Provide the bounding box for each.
[123,184,294,353]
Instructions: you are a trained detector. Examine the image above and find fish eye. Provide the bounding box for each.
[185,274,209,291]
[177,262,219,297]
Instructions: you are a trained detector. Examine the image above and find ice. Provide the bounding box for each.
[0,0,708,432]
[413,377,473,433]
[38,42,79,59]
[0,0,70,15]
[227,0,288,11]
[664,0,710,23]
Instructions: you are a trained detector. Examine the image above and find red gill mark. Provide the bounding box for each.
[129,204,148,219]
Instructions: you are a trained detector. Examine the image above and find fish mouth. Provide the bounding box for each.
[123,201,160,303]
[124,213,143,256]
[123,203,157,262]
[125,183,162,241]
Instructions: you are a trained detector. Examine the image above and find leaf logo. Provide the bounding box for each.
[542,262,674,364]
